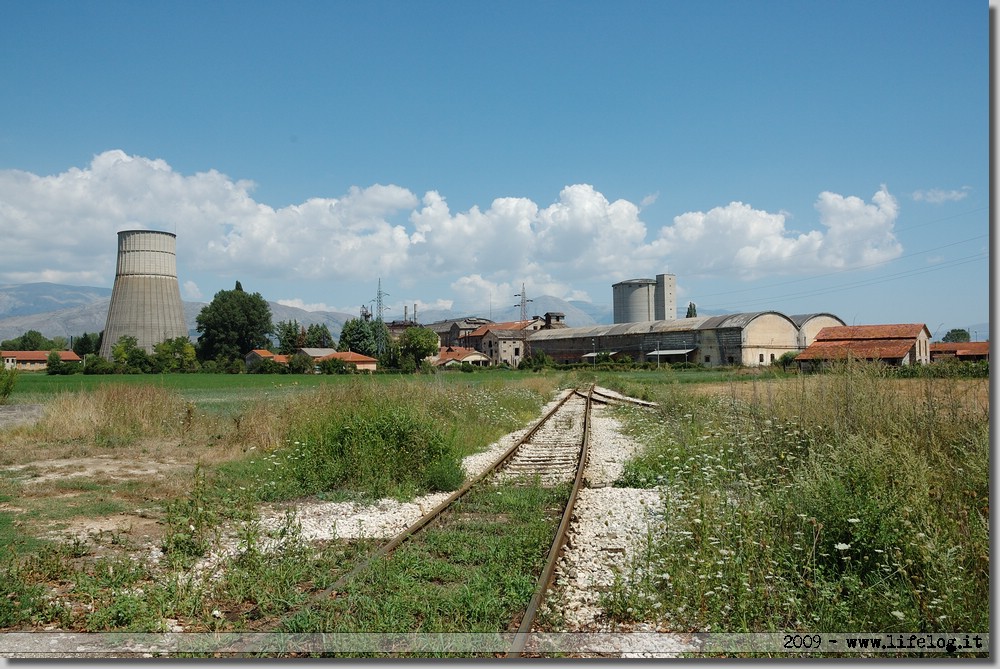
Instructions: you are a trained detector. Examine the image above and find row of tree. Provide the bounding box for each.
[18,280,440,374]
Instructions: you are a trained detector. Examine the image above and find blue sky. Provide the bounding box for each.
[0,1,989,335]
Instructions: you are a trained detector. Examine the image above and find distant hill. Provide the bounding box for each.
[0,283,356,343]
[3,282,983,345]
[0,282,112,318]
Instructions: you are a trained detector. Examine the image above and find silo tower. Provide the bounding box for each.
[611,273,677,323]
[98,230,188,358]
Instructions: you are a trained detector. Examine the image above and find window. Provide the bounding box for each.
[759,353,765,363]
[770,353,775,362]
[514,347,520,356]
[704,355,711,363]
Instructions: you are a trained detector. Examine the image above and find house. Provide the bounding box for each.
[2,350,82,371]
[428,346,491,368]
[929,341,990,363]
[424,317,495,348]
[315,350,378,373]
[465,319,545,367]
[245,349,289,369]
[795,324,931,368]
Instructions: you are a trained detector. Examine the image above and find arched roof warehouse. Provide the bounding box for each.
[527,311,820,368]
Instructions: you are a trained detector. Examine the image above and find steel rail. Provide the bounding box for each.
[258,386,586,636]
[506,384,593,658]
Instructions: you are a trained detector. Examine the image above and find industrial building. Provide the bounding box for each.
[527,312,846,368]
[99,230,188,358]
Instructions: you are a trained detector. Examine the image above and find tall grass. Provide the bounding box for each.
[611,363,989,638]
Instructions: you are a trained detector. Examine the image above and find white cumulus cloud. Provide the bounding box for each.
[0,150,905,306]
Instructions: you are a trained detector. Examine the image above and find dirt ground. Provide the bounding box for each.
[0,405,198,547]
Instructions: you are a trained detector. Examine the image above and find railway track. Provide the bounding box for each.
[245,384,596,657]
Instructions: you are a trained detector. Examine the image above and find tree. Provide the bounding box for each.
[305,323,335,348]
[941,328,971,343]
[338,318,380,357]
[274,319,302,355]
[287,352,315,374]
[111,335,152,373]
[45,351,78,375]
[0,366,16,404]
[1,330,55,351]
[686,302,697,318]
[154,337,198,372]
[72,332,101,357]
[195,281,273,363]
[399,327,439,370]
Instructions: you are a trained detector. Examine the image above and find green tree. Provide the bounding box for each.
[685,302,697,318]
[0,366,16,404]
[45,351,78,375]
[274,319,302,355]
[1,330,55,351]
[111,335,152,373]
[399,327,439,370]
[305,323,335,348]
[338,318,381,357]
[72,332,101,357]
[941,328,971,343]
[195,282,273,363]
[154,337,197,372]
[318,357,353,374]
[287,352,315,374]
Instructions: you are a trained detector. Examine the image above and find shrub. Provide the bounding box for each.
[0,366,16,404]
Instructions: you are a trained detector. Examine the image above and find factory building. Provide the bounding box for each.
[99,230,188,358]
[528,311,846,368]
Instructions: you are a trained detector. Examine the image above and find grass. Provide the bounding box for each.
[604,362,989,652]
[0,364,987,656]
[0,371,567,641]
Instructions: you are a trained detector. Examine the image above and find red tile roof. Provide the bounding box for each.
[434,346,486,364]
[795,339,915,361]
[814,324,927,341]
[2,350,82,362]
[317,351,378,364]
[930,342,990,356]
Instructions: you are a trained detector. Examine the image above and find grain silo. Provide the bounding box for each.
[98,230,188,358]
[612,273,676,323]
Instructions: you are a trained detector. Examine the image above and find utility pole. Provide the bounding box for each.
[374,278,390,356]
[514,283,533,366]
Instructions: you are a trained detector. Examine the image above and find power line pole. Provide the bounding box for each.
[375,278,390,356]
[514,283,533,366]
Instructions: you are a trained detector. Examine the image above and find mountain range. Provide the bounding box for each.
[0,282,987,345]
[0,283,614,344]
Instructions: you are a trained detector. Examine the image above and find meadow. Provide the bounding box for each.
[0,365,989,655]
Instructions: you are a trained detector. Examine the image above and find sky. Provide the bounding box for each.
[0,1,990,336]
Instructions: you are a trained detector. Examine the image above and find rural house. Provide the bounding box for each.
[795,323,931,369]
[428,346,491,368]
[929,341,990,363]
[2,350,81,371]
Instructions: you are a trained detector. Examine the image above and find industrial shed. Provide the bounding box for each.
[790,313,847,348]
[526,311,804,368]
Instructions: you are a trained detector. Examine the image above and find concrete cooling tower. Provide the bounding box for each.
[98,230,188,358]
[612,273,677,323]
